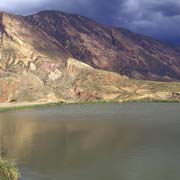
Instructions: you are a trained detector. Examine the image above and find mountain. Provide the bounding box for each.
[0,11,180,103]
[25,10,180,82]
[175,46,180,52]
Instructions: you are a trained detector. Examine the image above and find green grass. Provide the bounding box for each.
[0,158,20,180]
[0,99,179,113]
[0,102,66,113]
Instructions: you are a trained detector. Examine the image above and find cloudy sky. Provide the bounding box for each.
[0,0,180,45]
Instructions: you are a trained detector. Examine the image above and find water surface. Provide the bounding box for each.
[0,103,180,180]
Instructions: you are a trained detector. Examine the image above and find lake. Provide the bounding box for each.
[0,103,180,180]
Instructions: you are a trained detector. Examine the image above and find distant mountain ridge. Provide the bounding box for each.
[0,11,180,103]
[25,10,180,82]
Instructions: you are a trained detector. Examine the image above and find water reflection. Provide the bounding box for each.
[0,116,142,167]
[0,103,179,180]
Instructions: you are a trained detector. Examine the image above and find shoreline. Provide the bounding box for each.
[0,101,67,113]
[0,99,179,113]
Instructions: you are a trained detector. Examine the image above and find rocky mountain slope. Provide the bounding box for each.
[25,10,180,82]
[0,11,180,103]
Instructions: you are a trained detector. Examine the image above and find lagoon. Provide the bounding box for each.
[0,103,180,180]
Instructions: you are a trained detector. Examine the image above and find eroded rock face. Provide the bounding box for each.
[0,12,68,102]
[0,58,180,103]
[25,10,180,82]
[0,11,180,103]
[0,12,70,74]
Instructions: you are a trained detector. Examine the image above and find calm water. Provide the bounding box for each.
[0,103,180,180]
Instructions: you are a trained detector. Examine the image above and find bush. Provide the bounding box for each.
[0,158,20,180]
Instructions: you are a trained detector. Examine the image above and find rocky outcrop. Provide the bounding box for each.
[0,57,180,103]
[0,11,180,103]
[0,12,70,74]
[25,10,180,82]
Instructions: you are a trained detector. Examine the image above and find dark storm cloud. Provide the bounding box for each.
[113,0,180,44]
[152,2,180,17]
[0,0,180,44]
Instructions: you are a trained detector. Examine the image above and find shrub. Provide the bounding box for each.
[0,158,20,180]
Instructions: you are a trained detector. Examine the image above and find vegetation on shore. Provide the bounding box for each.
[0,158,20,180]
[0,102,66,113]
[0,99,179,113]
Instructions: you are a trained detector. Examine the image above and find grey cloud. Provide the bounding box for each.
[0,0,180,44]
[153,2,180,17]
[115,0,180,44]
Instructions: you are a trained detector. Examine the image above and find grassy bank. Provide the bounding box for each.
[0,99,179,113]
[0,158,20,180]
[0,102,66,113]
